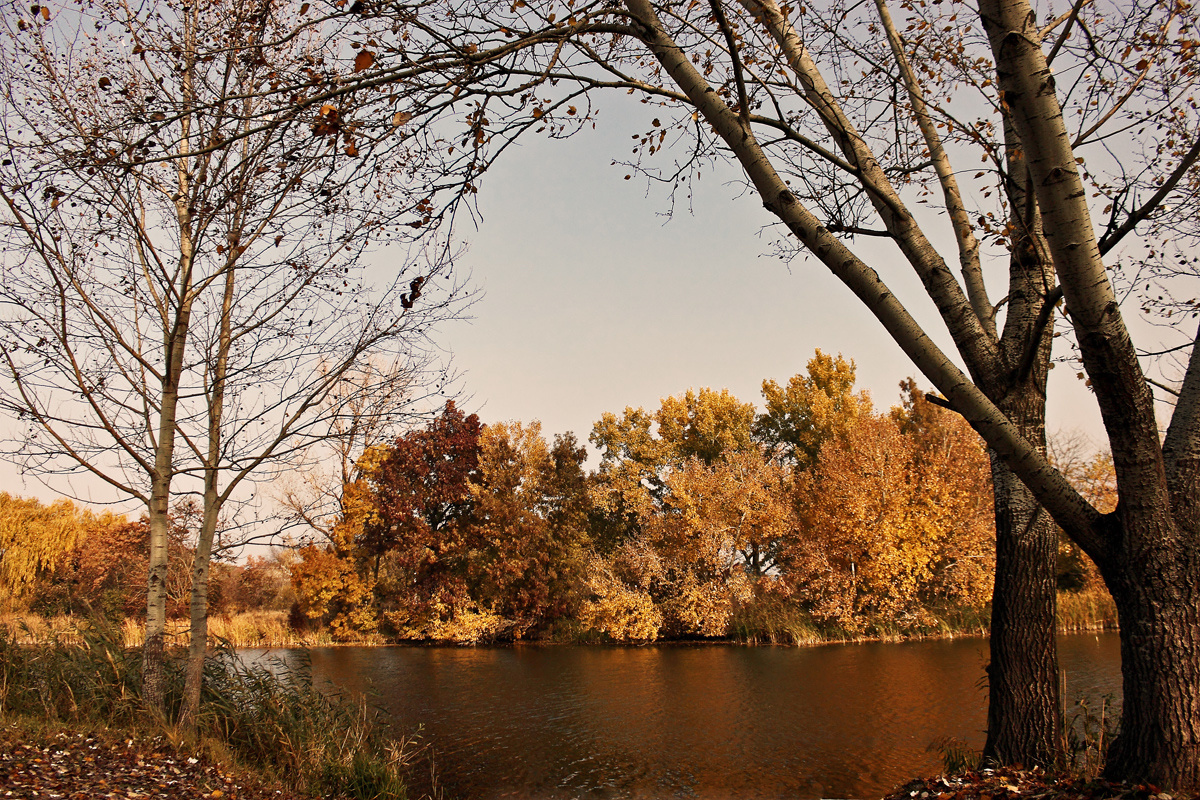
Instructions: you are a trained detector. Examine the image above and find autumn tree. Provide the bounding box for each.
[647,448,795,635]
[358,401,482,631]
[0,494,84,611]
[755,350,872,470]
[0,0,457,723]
[464,421,592,635]
[291,544,379,638]
[590,387,756,542]
[15,500,198,620]
[890,382,996,613]
[590,386,796,637]
[792,408,992,633]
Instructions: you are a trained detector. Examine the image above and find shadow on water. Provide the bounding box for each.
[243,633,1121,800]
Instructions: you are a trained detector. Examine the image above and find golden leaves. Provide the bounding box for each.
[0,493,84,605]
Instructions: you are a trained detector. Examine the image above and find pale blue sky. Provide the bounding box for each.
[445,110,1109,455]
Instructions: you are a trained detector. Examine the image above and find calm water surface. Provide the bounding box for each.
[250,633,1121,800]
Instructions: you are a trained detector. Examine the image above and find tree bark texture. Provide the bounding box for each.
[142,493,171,714]
[179,525,214,733]
[1099,520,1200,786]
[984,452,1060,768]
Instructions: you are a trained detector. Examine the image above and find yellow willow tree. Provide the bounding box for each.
[0,0,459,724]
[0,493,83,611]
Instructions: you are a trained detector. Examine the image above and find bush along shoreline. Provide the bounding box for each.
[2,588,1116,650]
[0,619,436,799]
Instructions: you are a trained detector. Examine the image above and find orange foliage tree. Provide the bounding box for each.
[792,391,993,634]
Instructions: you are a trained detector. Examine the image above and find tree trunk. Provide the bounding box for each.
[179,515,215,733]
[982,113,1061,769]
[179,254,236,734]
[143,490,171,714]
[984,452,1061,768]
[1100,521,1200,786]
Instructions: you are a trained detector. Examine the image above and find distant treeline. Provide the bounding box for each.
[1,351,1114,644]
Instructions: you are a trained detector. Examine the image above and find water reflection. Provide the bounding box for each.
[245,634,1120,800]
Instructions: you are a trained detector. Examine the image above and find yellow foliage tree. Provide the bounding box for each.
[793,409,993,633]
[756,350,873,470]
[290,546,377,640]
[0,493,84,610]
[590,387,757,546]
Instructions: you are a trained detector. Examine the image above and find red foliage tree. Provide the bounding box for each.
[360,401,483,606]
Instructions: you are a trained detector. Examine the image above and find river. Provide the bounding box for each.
[250,633,1121,800]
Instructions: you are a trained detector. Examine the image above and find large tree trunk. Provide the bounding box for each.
[979,0,1200,786]
[982,114,1061,768]
[984,453,1060,768]
[1100,522,1200,786]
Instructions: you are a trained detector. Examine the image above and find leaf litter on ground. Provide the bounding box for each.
[0,725,306,799]
[882,766,1199,800]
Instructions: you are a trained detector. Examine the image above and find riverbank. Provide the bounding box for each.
[883,766,1196,800]
[0,589,1117,649]
[0,623,431,799]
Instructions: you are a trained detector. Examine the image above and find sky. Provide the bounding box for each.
[440,105,1111,458]
[1,95,1124,507]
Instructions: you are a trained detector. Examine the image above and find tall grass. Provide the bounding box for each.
[1,611,350,649]
[1064,692,1119,779]
[1058,589,1118,632]
[0,619,426,799]
[197,650,418,798]
[729,598,826,644]
[206,611,341,647]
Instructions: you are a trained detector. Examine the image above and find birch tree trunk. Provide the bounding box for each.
[179,259,235,734]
